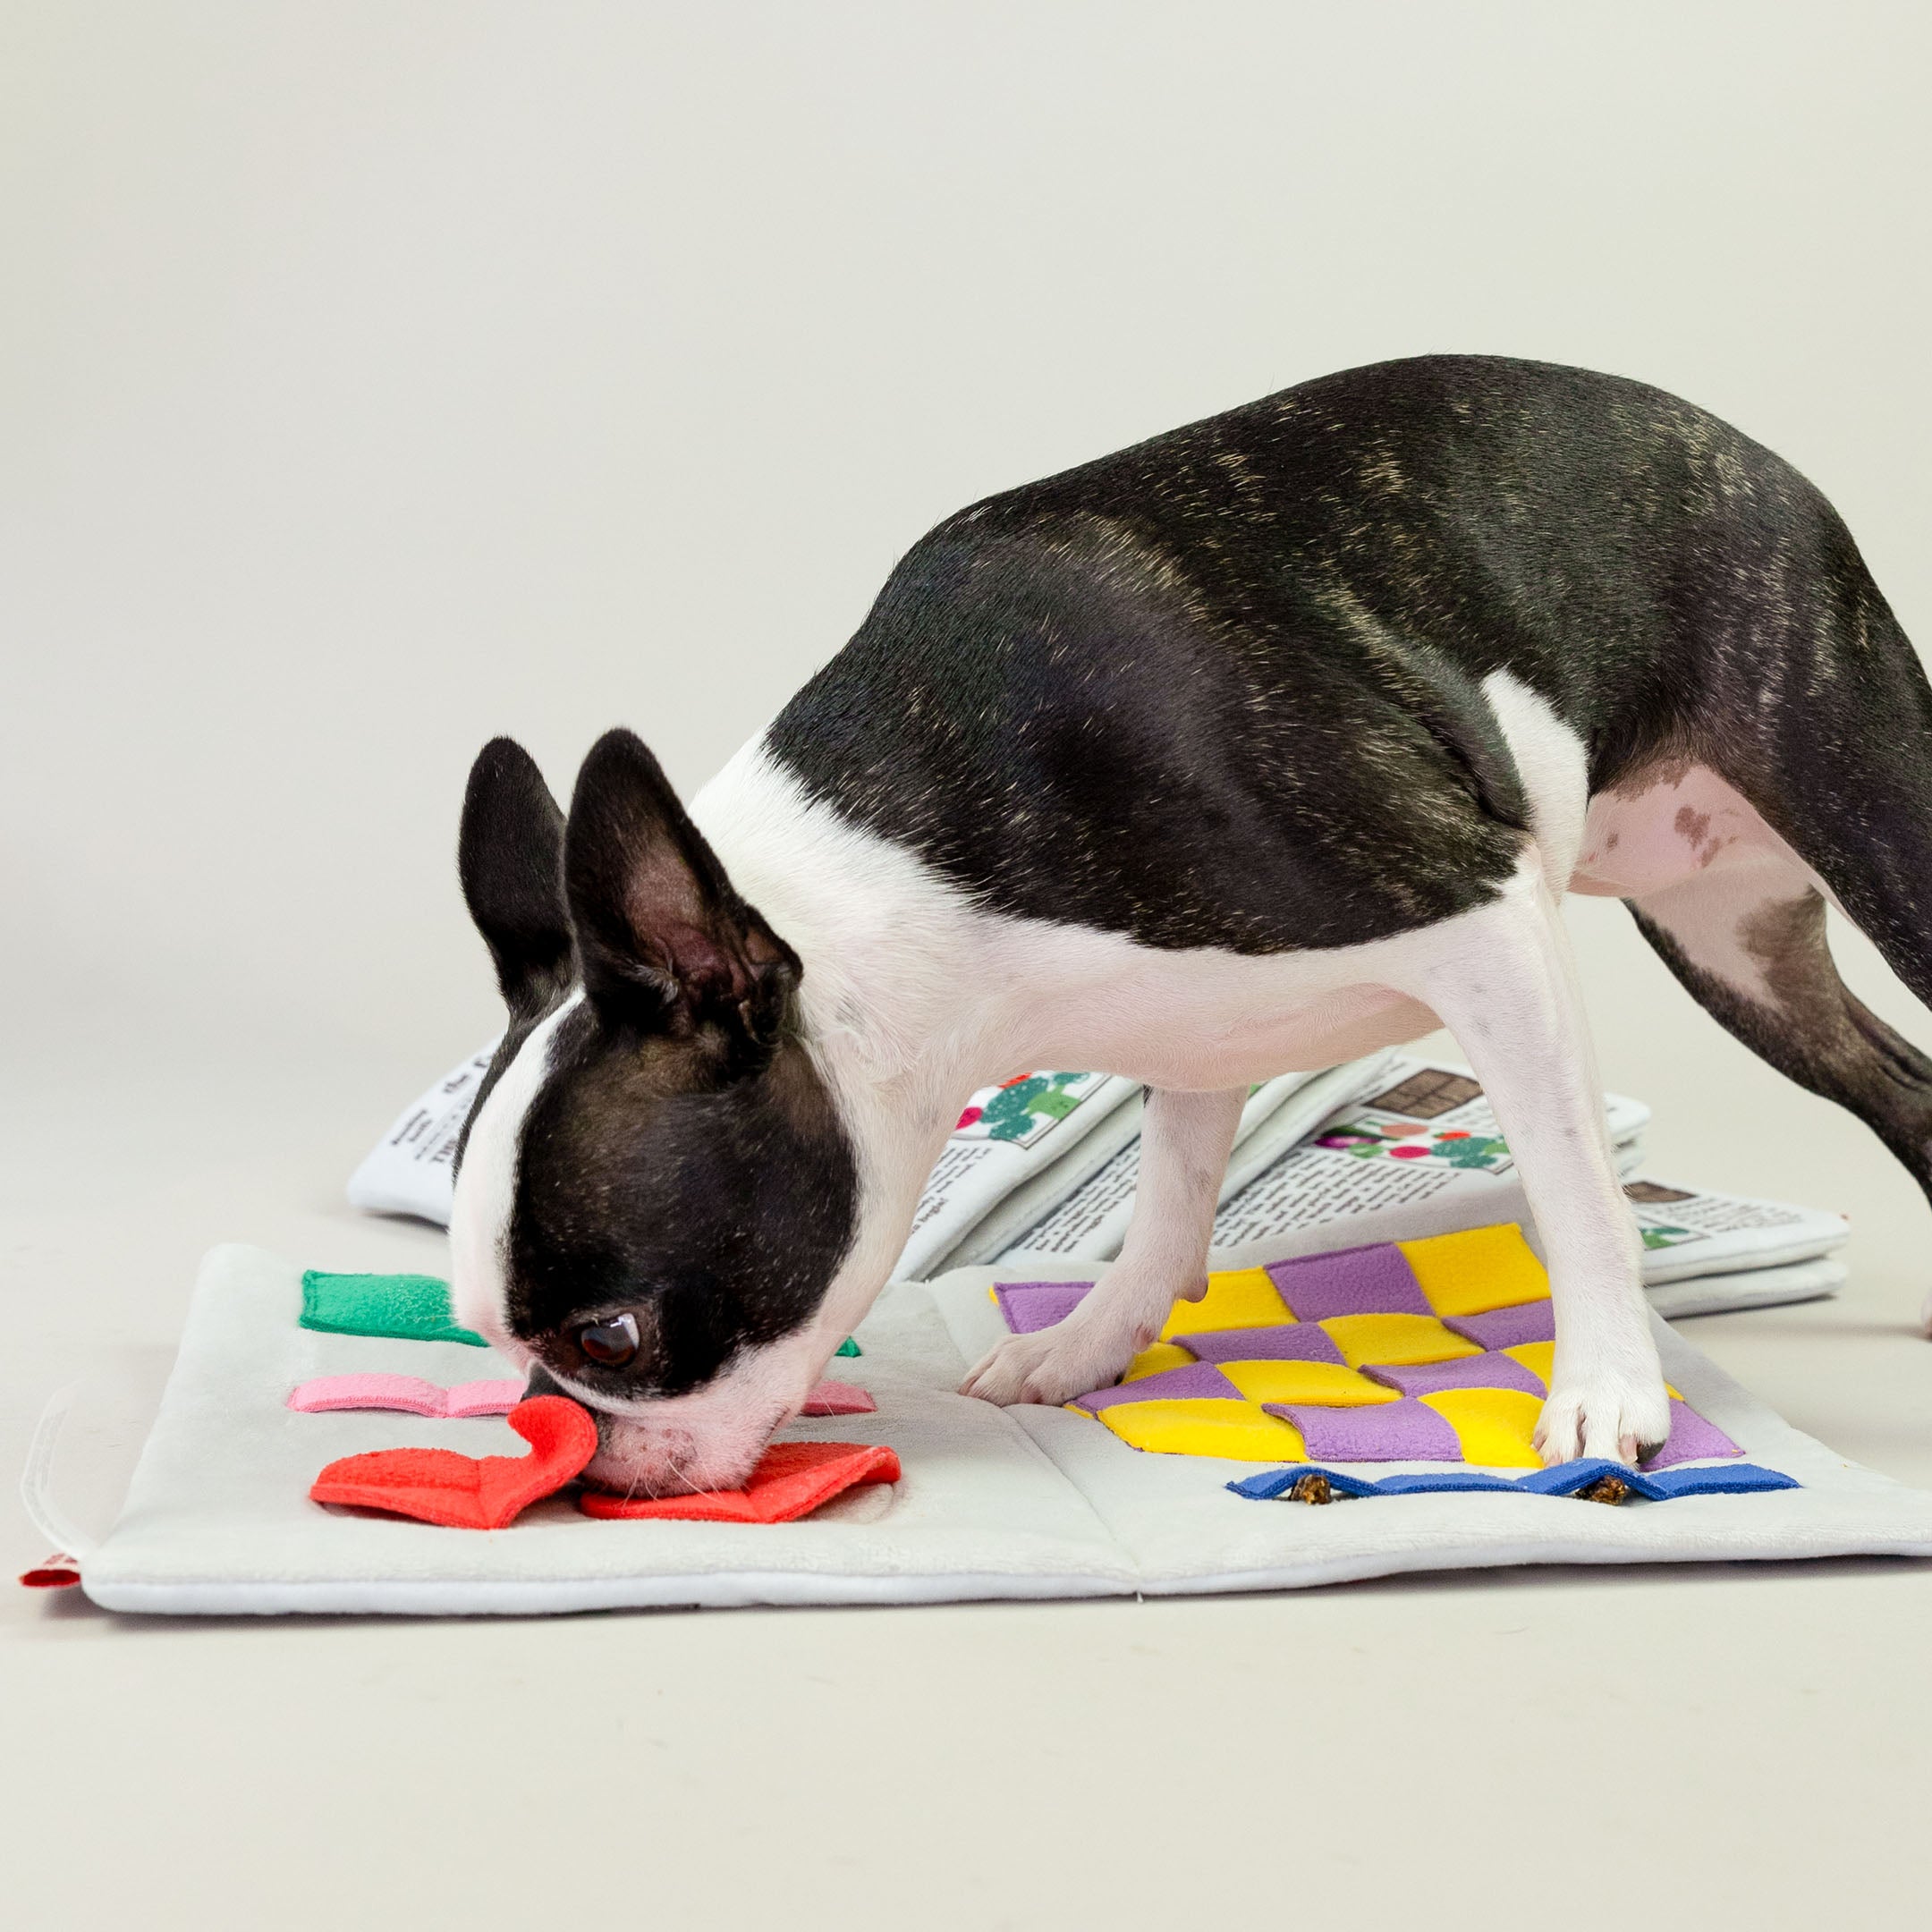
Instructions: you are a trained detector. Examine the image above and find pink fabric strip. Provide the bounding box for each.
[287,1374,523,1419]
[801,1379,875,1416]
[443,1379,531,1417]
[290,1374,873,1419]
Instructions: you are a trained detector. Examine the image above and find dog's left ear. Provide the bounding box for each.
[459,737,574,1021]
[564,727,800,1047]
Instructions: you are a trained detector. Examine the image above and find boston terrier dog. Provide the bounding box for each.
[448,354,1932,1497]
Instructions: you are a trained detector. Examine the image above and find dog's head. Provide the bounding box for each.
[447,729,859,1497]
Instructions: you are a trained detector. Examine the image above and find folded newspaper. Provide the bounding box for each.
[350,1046,1847,1319]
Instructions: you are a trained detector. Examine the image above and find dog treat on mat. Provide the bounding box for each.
[300,1270,487,1347]
[309,1395,597,1529]
[580,1441,901,1523]
[288,1374,524,1418]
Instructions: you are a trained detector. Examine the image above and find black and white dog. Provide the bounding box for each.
[448,354,1932,1496]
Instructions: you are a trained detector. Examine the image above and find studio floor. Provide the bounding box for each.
[7,912,1932,1929]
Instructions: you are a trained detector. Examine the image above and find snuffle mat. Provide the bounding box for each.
[25,1227,1932,1616]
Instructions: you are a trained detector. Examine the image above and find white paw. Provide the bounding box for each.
[960,1319,1140,1408]
[1535,1368,1673,1467]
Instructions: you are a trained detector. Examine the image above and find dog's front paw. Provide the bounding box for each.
[1535,1368,1673,1468]
[960,1320,1137,1408]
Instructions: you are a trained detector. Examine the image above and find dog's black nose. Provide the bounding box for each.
[523,1363,569,1402]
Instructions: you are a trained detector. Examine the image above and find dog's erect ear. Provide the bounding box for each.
[564,727,799,1046]
[459,738,573,1020]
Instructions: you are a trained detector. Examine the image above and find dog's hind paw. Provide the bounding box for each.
[1535,1372,1673,1468]
[960,1320,1137,1408]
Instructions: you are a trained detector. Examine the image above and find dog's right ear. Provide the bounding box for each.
[564,727,799,1049]
[459,737,574,1020]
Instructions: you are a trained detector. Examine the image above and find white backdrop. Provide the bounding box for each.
[8,3,1931,1064]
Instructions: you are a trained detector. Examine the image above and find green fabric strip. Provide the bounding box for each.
[300,1270,488,1348]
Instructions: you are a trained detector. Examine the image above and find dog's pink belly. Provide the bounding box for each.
[1074,982,1443,1091]
[1224,987,1444,1075]
[1569,763,1796,898]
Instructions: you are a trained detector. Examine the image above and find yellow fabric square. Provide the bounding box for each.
[1502,1339,1680,1401]
[1159,1267,1292,1339]
[1399,1224,1549,1318]
[1502,1341,1554,1390]
[1218,1360,1400,1407]
[1096,1398,1307,1461]
[1321,1313,1484,1368]
[1419,1388,1545,1467]
[1123,1342,1197,1381]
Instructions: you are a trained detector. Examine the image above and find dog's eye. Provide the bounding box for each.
[576,1312,640,1368]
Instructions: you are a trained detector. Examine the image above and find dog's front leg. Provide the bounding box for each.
[961,1085,1246,1406]
[1419,877,1669,1465]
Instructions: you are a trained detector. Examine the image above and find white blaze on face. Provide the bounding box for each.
[446,996,580,1362]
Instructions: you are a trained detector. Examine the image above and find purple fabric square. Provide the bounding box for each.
[1265,1243,1429,1320]
[993,1280,1095,1335]
[1365,1352,1546,1398]
[1072,1361,1241,1412]
[1641,1398,1744,1470]
[1445,1301,1555,1350]
[1267,1397,1462,1462]
[1182,1324,1346,1366]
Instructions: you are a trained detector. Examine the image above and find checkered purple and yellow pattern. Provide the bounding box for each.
[991,1224,1741,1470]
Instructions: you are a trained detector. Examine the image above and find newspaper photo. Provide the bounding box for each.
[889,1071,1144,1279]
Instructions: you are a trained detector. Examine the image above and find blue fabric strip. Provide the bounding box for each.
[1228,1457,1801,1503]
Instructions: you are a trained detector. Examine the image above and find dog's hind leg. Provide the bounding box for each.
[1630,850,1932,1210]
[960,1085,1245,1406]
[1614,554,1932,1228]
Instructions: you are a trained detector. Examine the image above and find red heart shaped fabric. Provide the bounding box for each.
[578,1440,901,1522]
[309,1394,599,1529]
